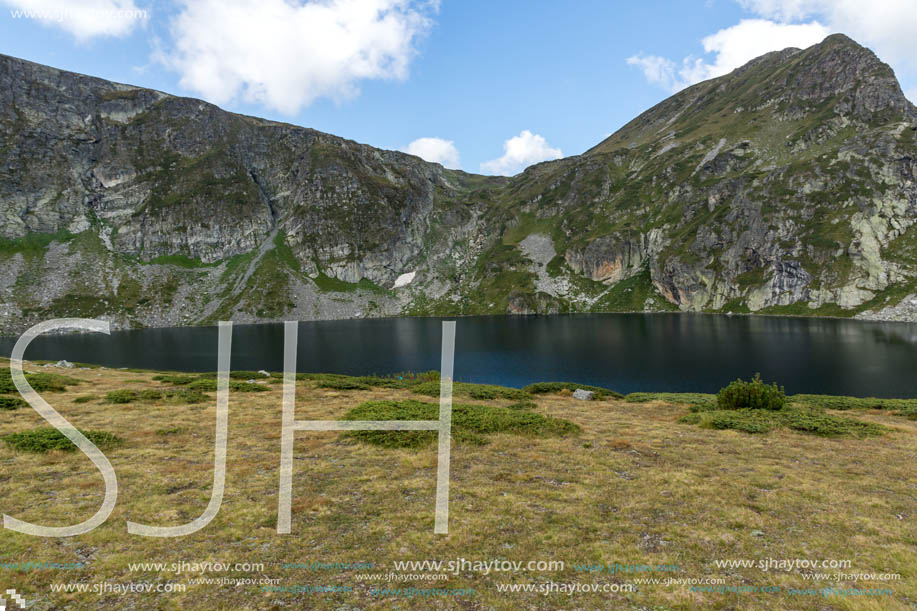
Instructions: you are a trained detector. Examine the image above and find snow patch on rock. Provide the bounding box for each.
[393,271,416,289]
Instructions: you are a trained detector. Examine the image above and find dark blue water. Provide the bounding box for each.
[3,314,917,397]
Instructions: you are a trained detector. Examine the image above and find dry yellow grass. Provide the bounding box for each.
[0,359,914,610]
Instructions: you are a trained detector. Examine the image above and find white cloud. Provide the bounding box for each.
[480,130,563,176]
[626,54,681,92]
[3,0,146,41]
[737,0,821,21]
[402,137,460,169]
[157,0,437,114]
[628,19,829,93]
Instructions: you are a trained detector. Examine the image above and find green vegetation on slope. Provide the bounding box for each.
[342,399,580,448]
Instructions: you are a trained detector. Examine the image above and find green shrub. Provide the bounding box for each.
[187,378,269,392]
[152,374,198,385]
[523,382,622,400]
[707,409,779,433]
[342,400,579,449]
[105,389,140,404]
[0,370,80,393]
[294,371,437,389]
[0,396,27,410]
[782,408,887,437]
[162,388,209,405]
[298,372,412,389]
[23,372,81,392]
[72,395,97,404]
[789,394,917,411]
[411,381,530,401]
[684,406,887,437]
[788,394,917,421]
[317,378,371,391]
[717,374,786,411]
[2,427,122,453]
[110,387,208,405]
[394,371,440,384]
[355,376,409,389]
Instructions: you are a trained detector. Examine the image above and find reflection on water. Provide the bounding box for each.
[2,313,917,397]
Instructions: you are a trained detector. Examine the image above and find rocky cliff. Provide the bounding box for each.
[2,33,916,334]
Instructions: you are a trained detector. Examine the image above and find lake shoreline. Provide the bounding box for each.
[4,314,917,398]
[6,357,917,405]
[2,308,916,341]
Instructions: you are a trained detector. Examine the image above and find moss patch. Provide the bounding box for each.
[2,427,122,453]
[682,406,887,437]
[342,399,580,448]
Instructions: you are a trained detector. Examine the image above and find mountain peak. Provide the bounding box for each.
[590,33,913,155]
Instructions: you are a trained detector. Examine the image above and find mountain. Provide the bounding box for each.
[2,33,917,334]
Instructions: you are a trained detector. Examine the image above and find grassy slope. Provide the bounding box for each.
[0,360,914,610]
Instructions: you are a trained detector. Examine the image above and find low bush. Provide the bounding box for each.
[152,374,198,385]
[782,408,887,438]
[0,396,27,410]
[342,400,579,449]
[789,394,917,412]
[717,374,786,411]
[684,406,887,437]
[72,395,97,404]
[105,389,140,404]
[163,388,209,405]
[317,378,371,391]
[354,376,410,389]
[23,372,81,392]
[386,370,440,384]
[411,381,530,401]
[0,370,80,393]
[2,427,122,453]
[105,387,209,404]
[187,379,269,393]
[298,372,427,390]
[523,382,622,400]
[707,409,779,433]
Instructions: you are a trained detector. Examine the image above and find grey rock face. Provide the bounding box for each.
[572,389,594,400]
[2,33,917,333]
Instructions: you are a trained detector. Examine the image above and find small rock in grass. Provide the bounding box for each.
[572,389,594,401]
[44,360,74,368]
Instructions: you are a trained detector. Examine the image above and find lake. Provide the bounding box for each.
[3,314,917,397]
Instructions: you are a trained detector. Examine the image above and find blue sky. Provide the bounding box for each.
[1,1,916,175]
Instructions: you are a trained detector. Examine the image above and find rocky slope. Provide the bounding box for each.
[2,33,916,334]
